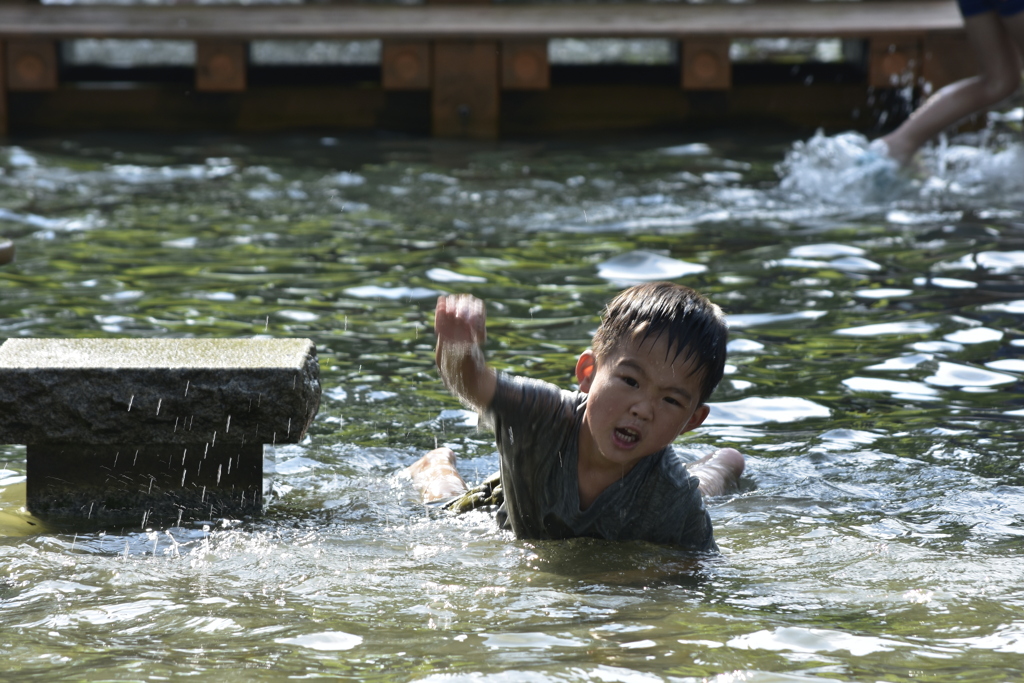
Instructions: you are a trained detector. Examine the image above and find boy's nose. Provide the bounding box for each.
[630,398,654,420]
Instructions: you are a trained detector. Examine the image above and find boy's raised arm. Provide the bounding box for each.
[434,294,497,410]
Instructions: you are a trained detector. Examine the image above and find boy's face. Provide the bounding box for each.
[575,333,710,474]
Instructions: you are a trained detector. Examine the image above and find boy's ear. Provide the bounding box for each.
[679,404,711,435]
[575,350,597,393]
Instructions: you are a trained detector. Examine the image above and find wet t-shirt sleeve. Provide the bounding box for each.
[484,373,582,539]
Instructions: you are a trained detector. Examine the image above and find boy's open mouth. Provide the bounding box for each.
[614,427,640,444]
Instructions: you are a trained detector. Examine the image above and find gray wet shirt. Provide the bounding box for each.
[485,373,717,552]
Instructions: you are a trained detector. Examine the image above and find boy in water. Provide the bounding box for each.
[880,0,1024,166]
[405,282,745,552]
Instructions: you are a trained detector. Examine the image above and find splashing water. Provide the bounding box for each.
[775,130,907,205]
[777,128,1024,208]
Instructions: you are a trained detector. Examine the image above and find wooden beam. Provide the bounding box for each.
[196,40,246,92]
[869,36,920,88]
[6,39,57,91]
[432,40,499,139]
[0,3,963,40]
[382,41,431,90]
[682,38,731,90]
[501,40,548,90]
[922,31,977,93]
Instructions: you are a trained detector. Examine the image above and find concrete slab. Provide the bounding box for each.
[0,338,320,446]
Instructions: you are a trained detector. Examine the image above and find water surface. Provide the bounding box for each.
[2,124,1024,681]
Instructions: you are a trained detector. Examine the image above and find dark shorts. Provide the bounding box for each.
[958,0,1024,17]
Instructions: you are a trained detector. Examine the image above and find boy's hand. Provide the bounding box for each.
[434,294,487,348]
[434,294,496,410]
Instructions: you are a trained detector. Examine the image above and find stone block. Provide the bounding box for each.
[27,442,262,524]
[0,338,321,525]
[0,338,319,447]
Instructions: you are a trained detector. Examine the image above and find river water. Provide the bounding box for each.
[2,121,1024,681]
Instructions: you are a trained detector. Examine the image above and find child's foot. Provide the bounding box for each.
[874,136,915,168]
[0,239,14,265]
[403,447,469,502]
[687,448,745,497]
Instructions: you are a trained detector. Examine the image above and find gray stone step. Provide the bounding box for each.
[0,338,322,525]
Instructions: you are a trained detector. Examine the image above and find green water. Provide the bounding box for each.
[2,127,1024,682]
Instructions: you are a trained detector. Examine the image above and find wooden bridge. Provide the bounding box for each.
[0,1,970,137]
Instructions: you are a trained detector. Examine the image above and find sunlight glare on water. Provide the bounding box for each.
[1,122,1024,681]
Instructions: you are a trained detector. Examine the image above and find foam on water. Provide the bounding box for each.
[776,129,1024,210]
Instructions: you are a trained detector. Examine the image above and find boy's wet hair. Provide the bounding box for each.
[591,282,728,404]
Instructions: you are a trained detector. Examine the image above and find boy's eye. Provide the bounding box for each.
[664,397,683,407]
[621,376,639,387]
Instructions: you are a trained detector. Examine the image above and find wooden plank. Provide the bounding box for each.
[501,40,548,90]
[196,40,246,92]
[682,38,730,90]
[869,36,920,88]
[432,40,499,139]
[5,84,427,133]
[382,41,431,90]
[7,82,873,135]
[6,39,57,91]
[0,3,963,40]
[922,31,977,93]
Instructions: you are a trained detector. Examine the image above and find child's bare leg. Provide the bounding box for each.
[881,12,1022,166]
[403,447,469,503]
[687,448,745,498]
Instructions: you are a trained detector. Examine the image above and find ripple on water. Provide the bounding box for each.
[924,361,1017,387]
[835,320,937,336]
[914,276,978,289]
[981,299,1024,314]
[727,627,908,657]
[944,327,1004,344]
[842,376,939,398]
[706,396,830,425]
[344,285,439,300]
[727,310,827,329]
[276,631,363,651]
[596,251,706,283]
